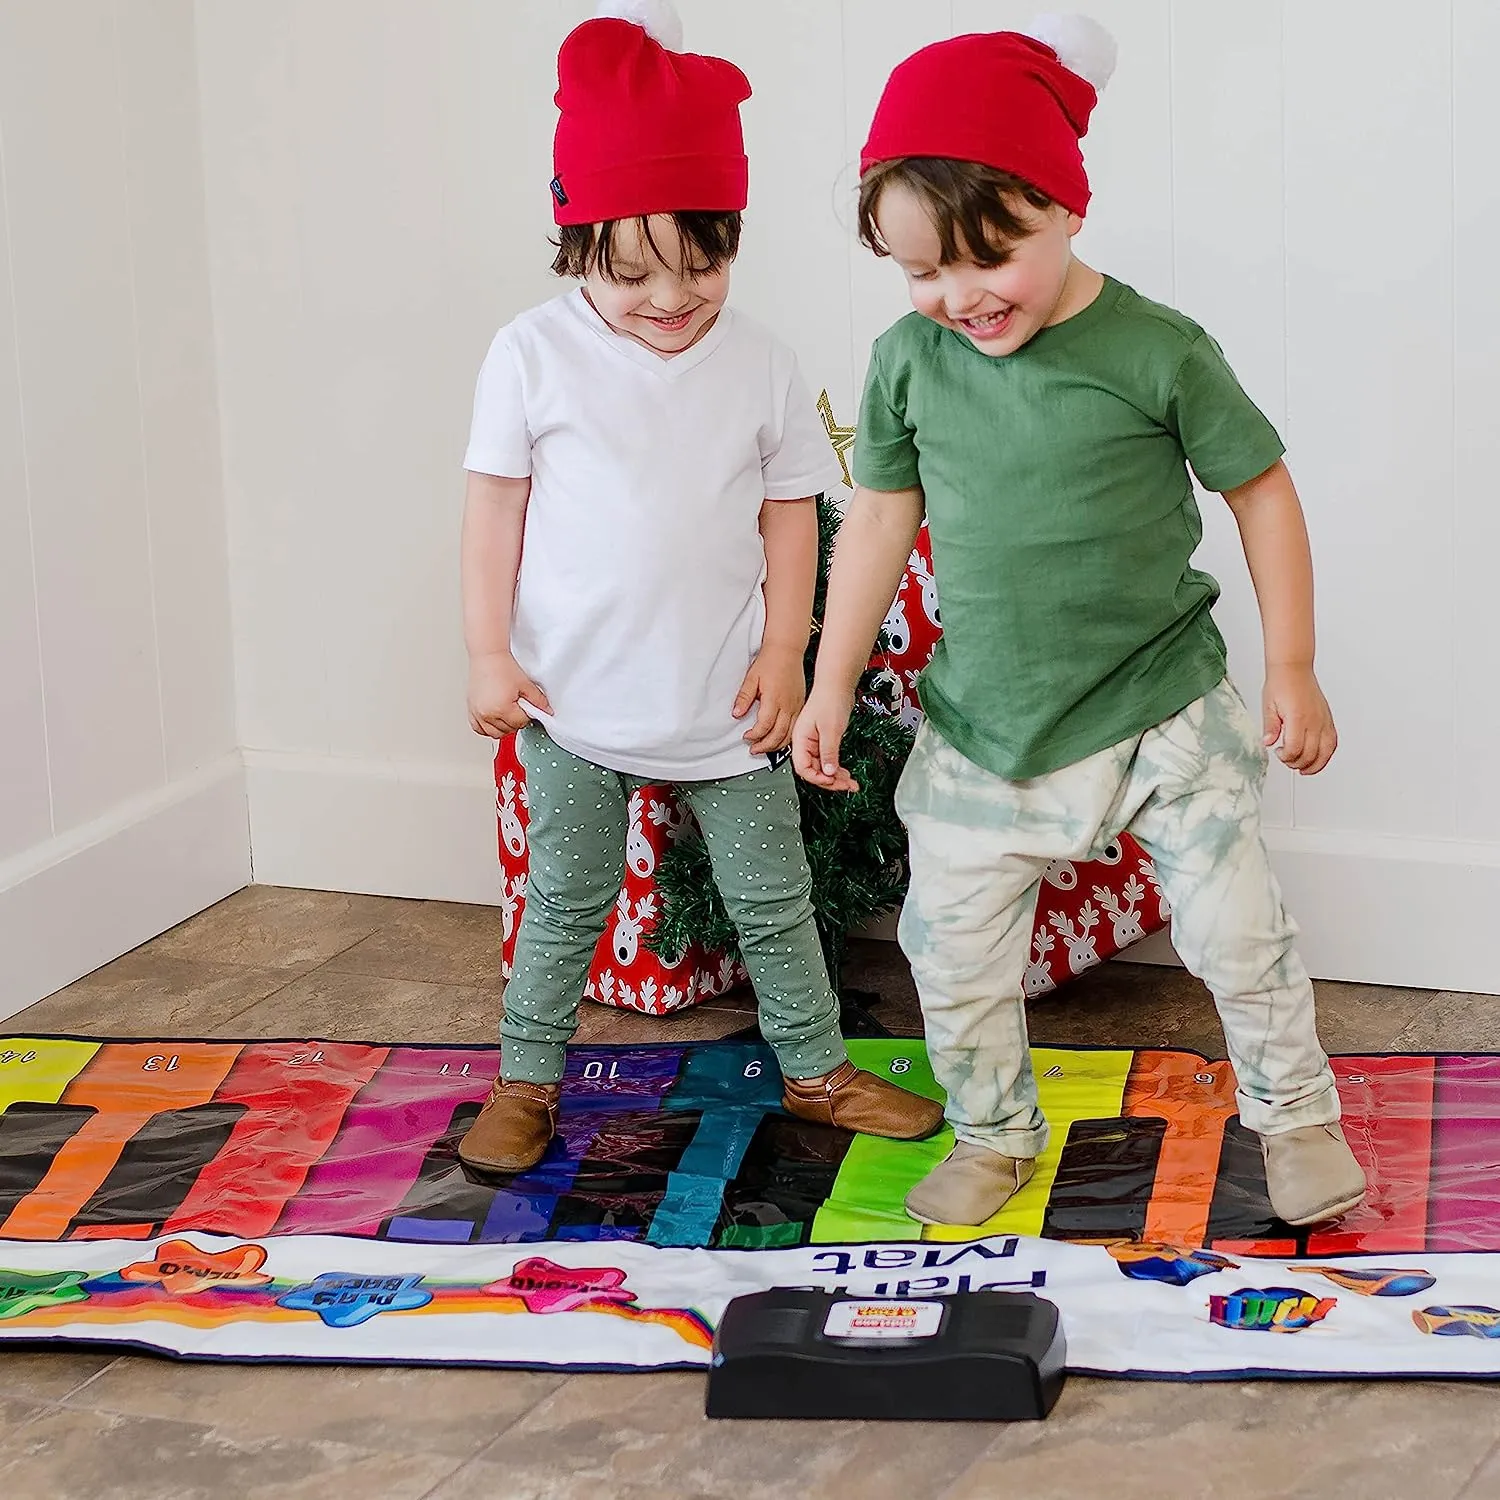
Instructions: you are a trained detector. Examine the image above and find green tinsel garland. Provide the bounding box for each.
[649,496,917,986]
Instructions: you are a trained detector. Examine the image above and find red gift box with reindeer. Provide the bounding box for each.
[866,525,1171,997]
[493,525,1169,1011]
[495,736,748,1015]
[1024,844,1170,997]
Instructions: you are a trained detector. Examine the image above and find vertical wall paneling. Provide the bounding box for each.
[1283,2,1456,838]
[2,0,245,1019]
[0,1,166,828]
[0,127,52,863]
[1169,0,1294,827]
[1452,0,1500,843]
[115,0,237,780]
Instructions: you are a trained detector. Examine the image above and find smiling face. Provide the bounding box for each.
[858,158,1094,357]
[580,214,733,357]
[872,178,1087,356]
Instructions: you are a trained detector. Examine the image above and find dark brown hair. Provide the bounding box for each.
[551,210,743,281]
[857,159,1054,265]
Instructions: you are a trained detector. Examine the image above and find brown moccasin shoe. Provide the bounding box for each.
[457,1079,560,1174]
[782,1061,944,1141]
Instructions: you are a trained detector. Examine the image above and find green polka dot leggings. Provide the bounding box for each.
[501,725,848,1085]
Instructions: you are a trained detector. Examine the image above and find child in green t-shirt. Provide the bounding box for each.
[793,16,1367,1230]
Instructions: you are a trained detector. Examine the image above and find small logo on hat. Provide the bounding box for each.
[550,176,569,207]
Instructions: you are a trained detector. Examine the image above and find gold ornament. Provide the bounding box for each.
[817,390,856,491]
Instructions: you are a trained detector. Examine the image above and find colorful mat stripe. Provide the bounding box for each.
[3,1036,1500,1255]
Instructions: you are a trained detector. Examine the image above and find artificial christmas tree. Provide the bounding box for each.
[650,496,914,995]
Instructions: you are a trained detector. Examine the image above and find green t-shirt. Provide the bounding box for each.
[854,275,1285,780]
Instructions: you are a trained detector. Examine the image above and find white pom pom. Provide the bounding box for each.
[1024,13,1118,92]
[593,0,685,52]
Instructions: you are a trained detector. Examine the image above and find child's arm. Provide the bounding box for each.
[734,497,819,754]
[793,484,926,792]
[461,471,552,737]
[1221,458,1337,775]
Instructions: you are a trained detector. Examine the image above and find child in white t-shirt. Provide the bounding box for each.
[456,2,943,1175]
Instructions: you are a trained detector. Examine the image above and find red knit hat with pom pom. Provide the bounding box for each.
[860,15,1116,218]
[552,1,752,226]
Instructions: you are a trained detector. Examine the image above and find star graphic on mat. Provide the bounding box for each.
[817,390,856,490]
[122,1241,273,1297]
[484,1257,637,1315]
[0,1270,90,1321]
[277,1272,432,1328]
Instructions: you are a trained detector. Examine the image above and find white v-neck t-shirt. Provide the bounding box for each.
[464,290,842,781]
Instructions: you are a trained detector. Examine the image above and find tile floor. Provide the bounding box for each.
[0,885,1496,1499]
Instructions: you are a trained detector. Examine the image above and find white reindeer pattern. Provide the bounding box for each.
[1048,903,1101,974]
[646,798,694,844]
[882,594,912,655]
[1093,876,1147,948]
[497,774,526,858]
[908,548,941,628]
[897,671,925,733]
[1023,927,1058,997]
[626,793,655,879]
[1140,859,1172,921]
[499,873,527,944]
[611,890,658,968]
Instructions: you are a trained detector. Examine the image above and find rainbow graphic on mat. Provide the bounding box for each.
[2,1035,1500,1257]
[1208,1287,1337,1333]
[0,1239,714,1349]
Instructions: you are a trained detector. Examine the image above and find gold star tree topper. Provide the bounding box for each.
[817,390,856,490]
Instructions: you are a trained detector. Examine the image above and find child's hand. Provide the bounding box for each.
[733,645,806,755]
[1262,664,1338,775]
[792,687,859,793]
[468,651,551,738]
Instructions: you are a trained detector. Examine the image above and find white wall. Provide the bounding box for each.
[195,0,570,908]
[196,0,1500,994]
[0,0,246,1021]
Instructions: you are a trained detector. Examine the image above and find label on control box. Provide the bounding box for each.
[822,1299,945,1340]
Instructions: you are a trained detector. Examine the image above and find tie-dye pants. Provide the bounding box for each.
[894,677,1339,1159]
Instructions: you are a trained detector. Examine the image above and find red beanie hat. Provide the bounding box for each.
[552,1,752,226]
[860,15,1117,219]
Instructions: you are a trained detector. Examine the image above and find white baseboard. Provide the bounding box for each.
[244,750,502,905]
[0,756,251,1022]
[241,752,1500,996]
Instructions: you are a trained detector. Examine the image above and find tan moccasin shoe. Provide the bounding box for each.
[1261,1121,1366,1226]
[905,1143,1035,1226]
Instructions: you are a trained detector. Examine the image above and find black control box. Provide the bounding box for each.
[705,1289,1066,1421]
